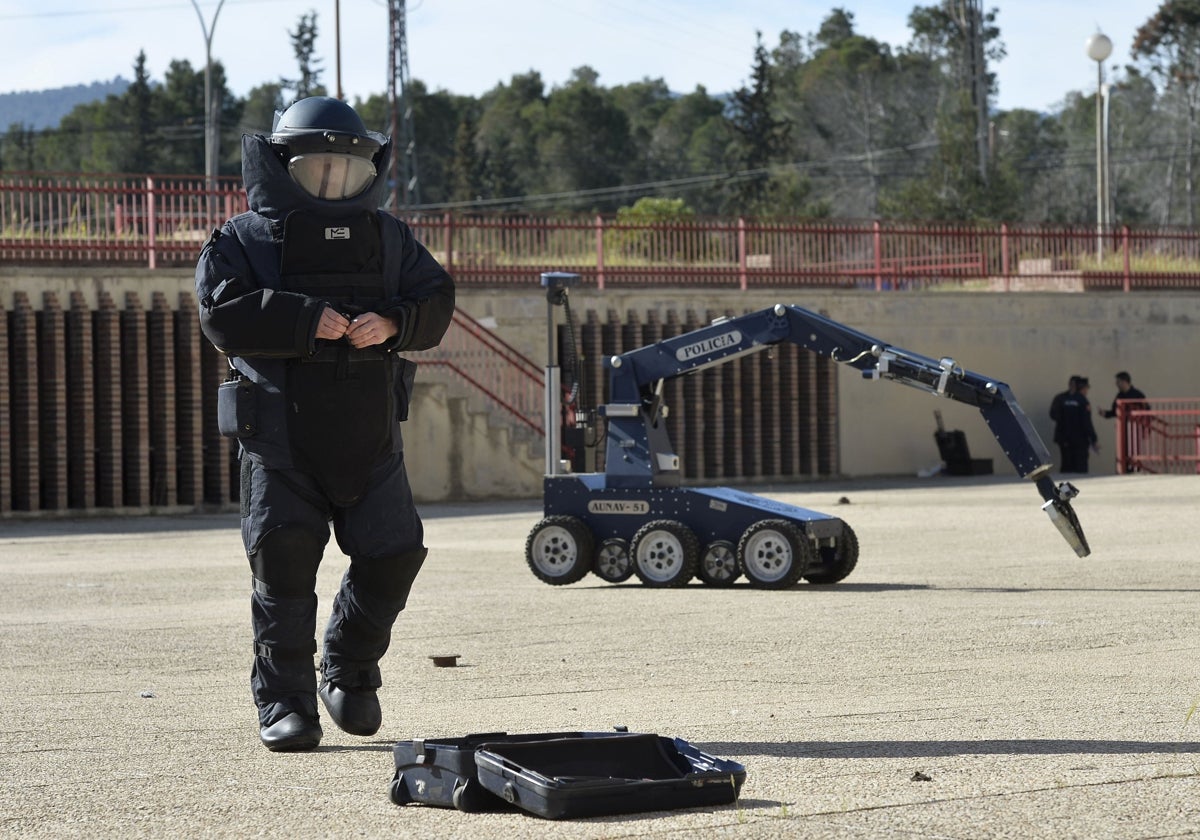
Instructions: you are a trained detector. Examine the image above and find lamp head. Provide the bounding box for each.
[1086,32,1113,63]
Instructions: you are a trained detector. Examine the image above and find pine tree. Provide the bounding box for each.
[282,12,325,103]
[124,51,154,173]
[449,112,481,203]
[727,32,790,214]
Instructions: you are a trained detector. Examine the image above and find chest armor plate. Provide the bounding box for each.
[280,209,392,505]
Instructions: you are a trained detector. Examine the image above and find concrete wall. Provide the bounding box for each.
[0,267,189,311]
[3,268,1197,506]
[403,380,544,501]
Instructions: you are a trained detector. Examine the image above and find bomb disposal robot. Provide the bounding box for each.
[526,273,1089,589]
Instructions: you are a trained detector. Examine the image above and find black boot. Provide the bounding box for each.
[259,712,322,752]
[318,680,382,736]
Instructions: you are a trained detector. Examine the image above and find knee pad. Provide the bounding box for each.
[351,547,428,604]
[249,523,324,597]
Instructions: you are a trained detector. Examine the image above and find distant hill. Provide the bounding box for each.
[0,79,130,131]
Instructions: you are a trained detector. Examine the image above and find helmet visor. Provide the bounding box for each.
[287,153,376,199]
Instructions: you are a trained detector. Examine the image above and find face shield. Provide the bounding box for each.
[286,152,377,200]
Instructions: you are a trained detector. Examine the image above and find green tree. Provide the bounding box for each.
[37,96,126,173]
[282,11,325,103]
[122,51,154,173]
[1105,70,1171,225]
[775,10,908,216]
[646,86,730,213]
[153,59,208,173]
[240,83,285,135]
[410,82,471,206]
[8,10,1192,224]
[873,2,1011,221]
[984,107,1070,223]
[880,92,991,220]
[727,32,791,214]
[355,84,470,207]
[609,77,674,183]
[610,196,696,259]
[476,135,523,204]
[449,110,482,203]
[536,67,635,204]
[475,71,547,203]
[1133,0,1200,225]
[0,123,36,171]
[352,93,391,135]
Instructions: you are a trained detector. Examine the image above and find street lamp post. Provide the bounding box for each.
[335,0,344,100]
[191,0,227,215]
[1086,31,1113,263]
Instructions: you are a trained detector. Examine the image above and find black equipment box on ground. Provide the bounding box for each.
[933,410,994,476]
[390,731,746,819]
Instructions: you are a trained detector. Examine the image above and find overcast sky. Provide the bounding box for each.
[0,0,1161,115]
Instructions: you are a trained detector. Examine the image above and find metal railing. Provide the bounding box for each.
[1116,399,1200,475]
[396,216,1200,292]
[5,172,1200,290]
[410,309,546,436]
[0,172,246,269]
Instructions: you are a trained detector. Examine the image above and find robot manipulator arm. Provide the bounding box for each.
[601,304,1090,556]
[853,339,1091,558]
[840,333,1091,558]
[772,304,1091,558]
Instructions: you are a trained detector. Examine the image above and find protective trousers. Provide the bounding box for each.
[241,453,426,727]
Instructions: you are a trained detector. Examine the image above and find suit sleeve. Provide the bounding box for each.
[195,224,326,358]
[1049,393,1063,422]
[376,215,456,352]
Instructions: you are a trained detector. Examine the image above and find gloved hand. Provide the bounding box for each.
[345,311,400,348]
[315,306,351,340]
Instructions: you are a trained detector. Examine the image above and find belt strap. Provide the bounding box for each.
[253,639,318,660]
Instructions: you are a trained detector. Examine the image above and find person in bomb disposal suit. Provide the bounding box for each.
[195,97,454,751]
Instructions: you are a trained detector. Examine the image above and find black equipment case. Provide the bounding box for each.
[390,730,746,819]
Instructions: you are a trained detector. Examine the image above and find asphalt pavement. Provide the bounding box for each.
[2,473,1198,839]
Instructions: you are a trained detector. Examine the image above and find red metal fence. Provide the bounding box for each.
[1117,399,1200,475]
[0,173,247,269]
[4,172,1200,290]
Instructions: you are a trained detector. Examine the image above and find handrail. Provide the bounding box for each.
[417,360,544,437]
[1115,398,1200,474]
[447,309,543,382]
[410,307,546,437]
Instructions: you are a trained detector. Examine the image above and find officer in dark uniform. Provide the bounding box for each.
[1099,371,1148,419]
[1051,375,1098,472]
[195,96,454,751]
[1099,371,1149,472]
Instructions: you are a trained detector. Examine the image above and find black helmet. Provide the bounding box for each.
[269,96,387,200]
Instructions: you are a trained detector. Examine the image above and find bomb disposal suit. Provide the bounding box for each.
[194,97,454,752]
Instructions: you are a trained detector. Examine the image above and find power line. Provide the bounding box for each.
[0,0,295,21]
[408,138,1189,213]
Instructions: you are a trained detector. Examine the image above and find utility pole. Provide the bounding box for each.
[953,0,990,183]
[387,0,420,210]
